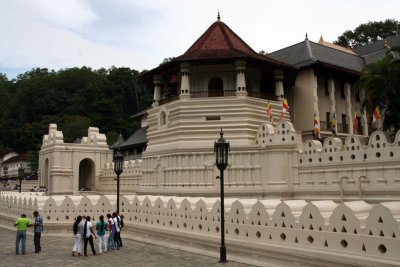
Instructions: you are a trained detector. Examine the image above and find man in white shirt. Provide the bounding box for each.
[112,212,120,249]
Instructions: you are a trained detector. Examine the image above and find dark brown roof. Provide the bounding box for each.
[140,19,296,81]
[2,153,28,164]
[176,20,293,68]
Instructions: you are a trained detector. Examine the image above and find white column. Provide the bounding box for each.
[328,78,336,130]
[152,75,162,107]
[180,62,191,99]
[312,74,319,122]
[359,87,369,136]
[235,60,247,97]
[344,82,353,134]
[273,69,284,100]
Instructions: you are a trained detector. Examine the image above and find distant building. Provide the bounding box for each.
[0,152,31,179]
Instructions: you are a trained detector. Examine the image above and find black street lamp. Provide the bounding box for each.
[18,164,24,193]
[214,129,230,263]
[113,149,124,213]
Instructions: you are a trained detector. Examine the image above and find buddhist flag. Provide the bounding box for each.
[353,111,358,135]
[282,99,289,112]
[314,113,321,140]
[267,102,273,122]
[372,106,381,123]
[280,98,289,119]
[331,112,337,136]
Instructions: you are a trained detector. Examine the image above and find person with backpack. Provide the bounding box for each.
[96,215,108,255]
[115,211,123,247]
[112,213,120,250]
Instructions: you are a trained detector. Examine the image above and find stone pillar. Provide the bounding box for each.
[312,74,319,123]
[359,87,369,136]
[180,62,191,99]
[152,75,162,107]
[328,78,336,130]
[235,60,247,97]
[273,69,284,100]
[344,82,353,134]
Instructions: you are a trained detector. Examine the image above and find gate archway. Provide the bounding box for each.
[79,158,95,191]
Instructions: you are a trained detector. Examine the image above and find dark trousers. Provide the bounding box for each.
[84,235,96,255]
[117,231,123,247]
[34,232,41,253]
[113,231,119,249]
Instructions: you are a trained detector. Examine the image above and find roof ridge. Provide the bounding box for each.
[308,40,364,59]
[305,39,316,62]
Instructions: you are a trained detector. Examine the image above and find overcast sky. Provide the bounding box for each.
[1,0,399,79]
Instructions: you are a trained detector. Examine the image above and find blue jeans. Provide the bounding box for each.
[108,230,116,250]
[16,230,26,255]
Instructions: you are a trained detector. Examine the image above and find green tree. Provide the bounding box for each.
[357,47,400,134]
[334,19,400,48]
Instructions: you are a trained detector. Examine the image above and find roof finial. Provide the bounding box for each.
[305,33,308,40]
[217,11,221,21]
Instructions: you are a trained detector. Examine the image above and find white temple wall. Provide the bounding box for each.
[1,192,399,267]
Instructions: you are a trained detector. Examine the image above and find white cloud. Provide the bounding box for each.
[1,0,400,78]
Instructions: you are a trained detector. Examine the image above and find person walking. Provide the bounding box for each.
[116,212,123,247]
[33,211,43,253]
[112,213,120,250]
[96,215,108,255]
[106,214,116,251]
[14,213,31,255]
[72,216,84,256]
[83,216,97,256]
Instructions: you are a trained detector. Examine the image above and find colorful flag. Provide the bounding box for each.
[280,98,289,119]
[331,112,337,136]
[353,111,358,135]
[314,113,321,140]
[282,99,289,112]
[372,106,381,123]
[267,102,273,122]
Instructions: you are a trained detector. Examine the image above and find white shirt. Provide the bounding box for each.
[113,217,120,232]
[84,221,93,238]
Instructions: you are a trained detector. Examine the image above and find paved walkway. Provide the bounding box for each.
[0,227,252,267]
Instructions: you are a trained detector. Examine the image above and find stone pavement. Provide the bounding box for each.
[0,227,253,267]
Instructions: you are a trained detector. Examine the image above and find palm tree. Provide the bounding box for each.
[358,46,400,135]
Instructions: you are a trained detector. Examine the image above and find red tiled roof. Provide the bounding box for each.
[181,20,256,59]
[176,20,295,69]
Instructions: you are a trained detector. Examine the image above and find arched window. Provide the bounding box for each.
[208,77,223,97]
[160,111,166,126]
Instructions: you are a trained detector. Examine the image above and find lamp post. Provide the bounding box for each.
[18,164,24,193]
[214,129,230,263]
[113,149,124,213]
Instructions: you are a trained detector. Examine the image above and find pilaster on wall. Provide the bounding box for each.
[235,60,247,97]
[179,62,191,99]
[273,69,284,100]
[344,83,353,134]
[328,78,336,122]
[152,75,163,107]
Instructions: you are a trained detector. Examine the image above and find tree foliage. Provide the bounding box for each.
[0,67,152,160]
[334,19,400,48]
[357,47,400,134]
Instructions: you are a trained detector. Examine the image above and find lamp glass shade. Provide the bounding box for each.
[214,130,229,170]
[113,150,124,175]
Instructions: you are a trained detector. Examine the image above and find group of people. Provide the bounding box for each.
[72,212,124,256]
[14,211,43,255]
[30,186,47,192]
